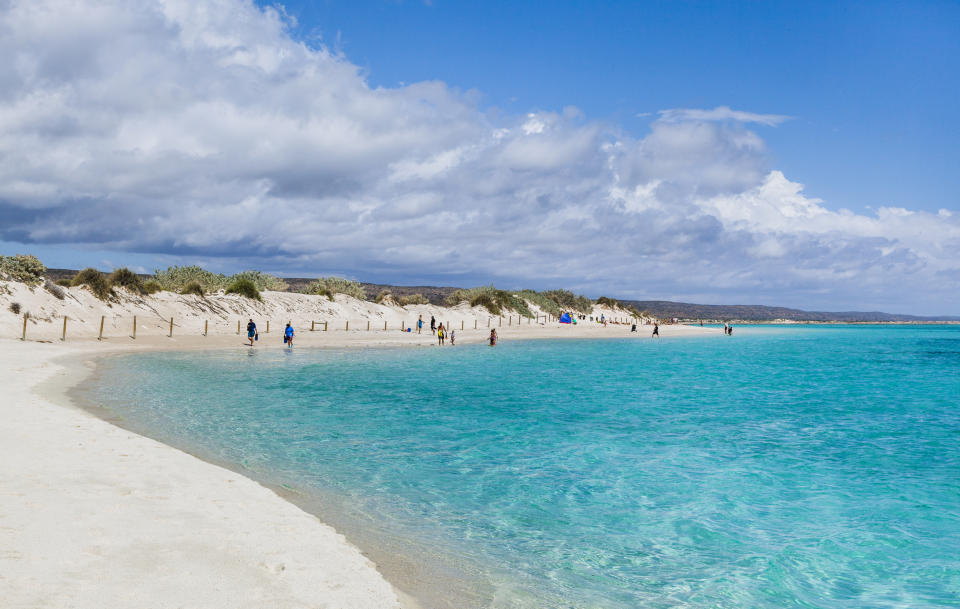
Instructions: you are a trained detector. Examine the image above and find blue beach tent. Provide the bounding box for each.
[559,312,572,324]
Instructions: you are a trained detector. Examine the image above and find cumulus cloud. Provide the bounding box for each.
[0,0,957,313]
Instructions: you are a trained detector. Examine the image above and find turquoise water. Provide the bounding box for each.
[86,326,960,608]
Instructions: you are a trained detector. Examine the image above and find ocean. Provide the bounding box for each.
[82,325,960,608]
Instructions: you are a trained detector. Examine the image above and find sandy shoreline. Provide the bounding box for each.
[0,297,715,609]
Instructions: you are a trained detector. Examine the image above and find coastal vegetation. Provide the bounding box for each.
[301,277,367,301]
[2,254,648,318]
[71,268,114,300]
[0,254,46,285]
[225,278,261,301]
[152,266,287,294]
[445,286,533,317]
[109,268,147,295]
[180,281,205,297]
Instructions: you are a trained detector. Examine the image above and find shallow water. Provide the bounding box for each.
[86,326,960,608]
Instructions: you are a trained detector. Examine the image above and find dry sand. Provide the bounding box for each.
[0,283,715,608]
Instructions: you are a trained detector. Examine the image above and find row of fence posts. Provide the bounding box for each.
[18,312,638,341]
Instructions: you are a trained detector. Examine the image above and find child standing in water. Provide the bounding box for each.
[450,330,456,345]
[489,329,497,346]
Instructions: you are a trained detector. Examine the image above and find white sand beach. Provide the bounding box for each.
[0,285,714,608]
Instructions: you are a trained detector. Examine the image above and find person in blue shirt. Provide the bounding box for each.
[246,319,257,346]
[284,322,294,348]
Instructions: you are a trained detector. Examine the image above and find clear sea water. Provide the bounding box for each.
[84,326,960,608]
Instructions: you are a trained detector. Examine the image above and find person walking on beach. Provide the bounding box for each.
[437,323,445,346]
[417,315,424,334]
[450,329,456,345]
[284,322,294,348]
[430,315,436,335]
[652,323,659,337]
[246,319,258,346]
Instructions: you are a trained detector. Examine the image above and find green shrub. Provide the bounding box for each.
[0,254,46,285]
[9,302,21,314]
[595,296,620,309]
[56,279,72,287]
[71,268,113,300]
[227,270,288,292]
[154,265,228,293]
[44,279,66,300]
[542,289,593,314]
[374,289,394,305]
[142,280,163,294]
[225,278,261,301]
[518,290,562,318]
[301,277,366,301]
[446,286,532,317]
[109,267,146,294]
[398,293,429,306]
[180,281,205,297]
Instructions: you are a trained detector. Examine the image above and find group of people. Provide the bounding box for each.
[723,323,734,335]
[246,319,295,348]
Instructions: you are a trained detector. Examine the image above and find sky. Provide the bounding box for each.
[0,0,958,314]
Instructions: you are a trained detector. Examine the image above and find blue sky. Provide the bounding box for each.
[275,0,959,213]
[1,0,958,314]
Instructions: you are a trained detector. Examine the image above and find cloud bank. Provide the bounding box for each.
[0,0,957,313]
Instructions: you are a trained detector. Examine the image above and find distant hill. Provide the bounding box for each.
[619,300,960,323]
[44,269,957,321]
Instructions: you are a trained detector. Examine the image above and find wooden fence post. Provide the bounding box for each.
[237,320,241,334]
[311,320,315,331]
[204,320,208,336]
[21,313,28,341]
[168,317,174,338]
[474,319,477,329]
[266,320,270,333]
[487,318,490,328]
[367,320,370,331]
[325,321,328,331]
[346,320,349,331]
[461,320,464,330]
[98,315,105,341]
[61,316,67,341]
[499,317,502,327]
[384,320,387,331]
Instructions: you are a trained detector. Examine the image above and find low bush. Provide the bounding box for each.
[154,266,228,293]
[301,277,366,301]
[225,278,261,301]
[446,285,532,317]
[180,281,205,297]
[227,270,288,292]
[542,289,593,314]
[595,296,620,309]
[398,293,429,306]
[109,267,146,294]
[56,279,72,287]
[142,280,163,294]
[71,268,113,300]
[44,279,66,300]
[0,254,46,285]
[374,289,394,305]
[9,302,21,314]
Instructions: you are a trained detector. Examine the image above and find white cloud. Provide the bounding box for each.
[0,0,957,314]
[657,106,792,126]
